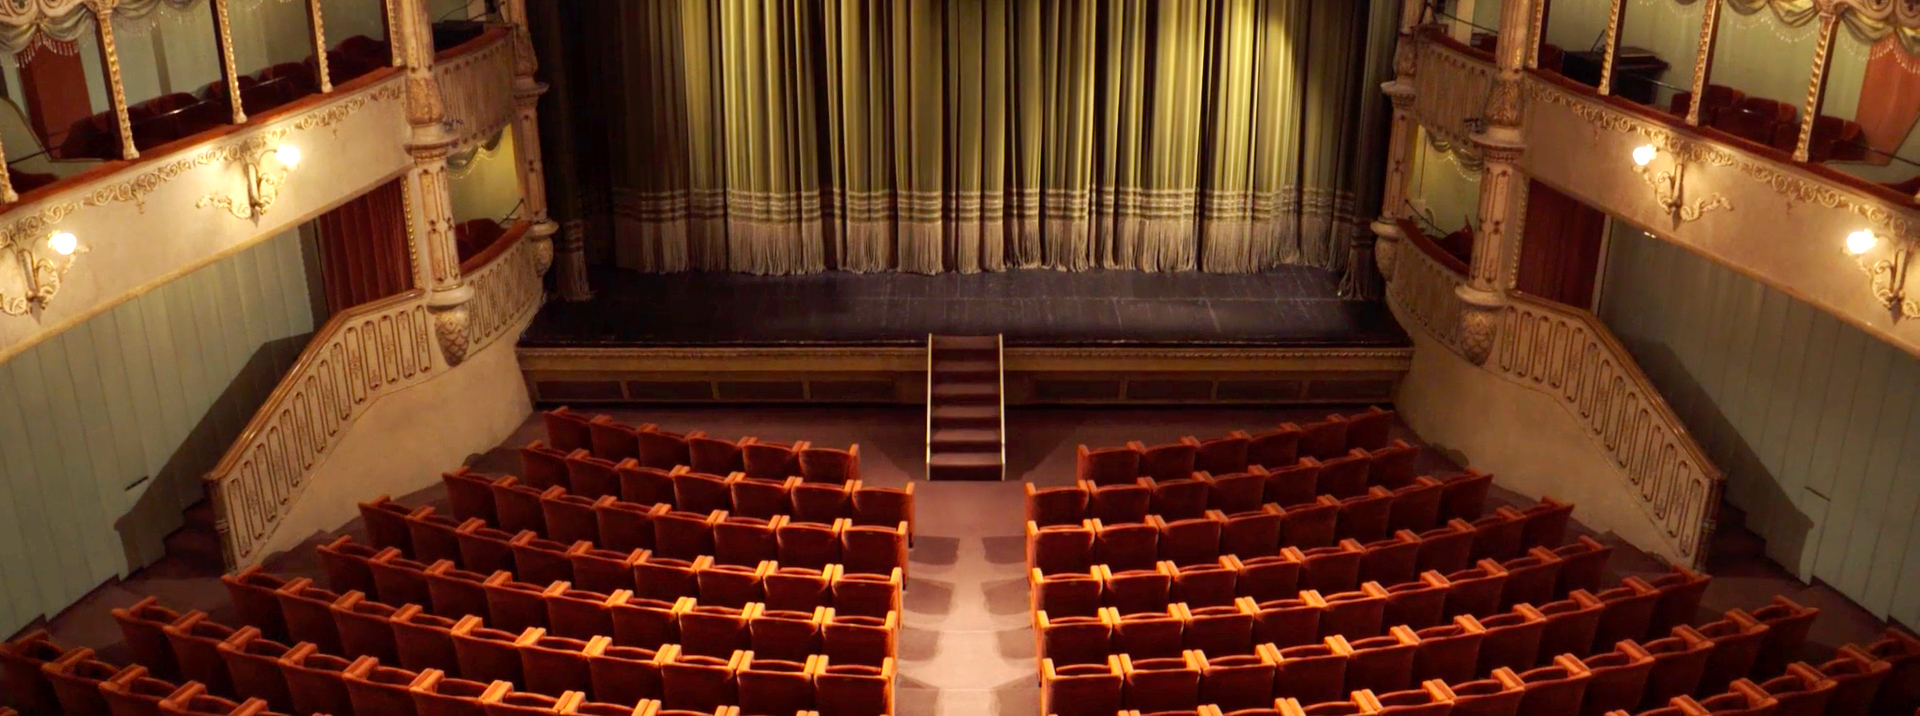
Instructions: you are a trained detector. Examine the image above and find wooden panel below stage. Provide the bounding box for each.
[517,346,1411,405]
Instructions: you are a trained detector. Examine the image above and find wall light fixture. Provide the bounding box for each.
[1847,229,1918,322]
[1630,144,1729,227]
[199,143,302,220]
[2,230,84,316]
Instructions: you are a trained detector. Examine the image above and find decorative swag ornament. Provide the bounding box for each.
[0,0,207,55]
[597,0,1387,275]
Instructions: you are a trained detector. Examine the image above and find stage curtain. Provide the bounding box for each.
[600,0,1382,275]
[314,178,412,314]
[1515,180,1607,308]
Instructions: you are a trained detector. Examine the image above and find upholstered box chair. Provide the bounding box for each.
[360,496,419,557]
[1466,509,1528,563]
[1038,609,1114,666]
[694,557,770,608]
[1114,607,1185,660]
[828,566,902,618]
[1028,520,1096,575]
[1344,629,1420,694]
[594,498,665,553]
[481,574,557,632]
[1335,487,1395,543]
[1443,561,1511,619]
[618,462,677,507]
[1198,650,1278,711]
[1742,664,1835,716]
[1694,610,1772,694]
[1438,470,1495,522]
[673,471,738,514]
[1171,559,1239,608]
[742,439,808,479]
[1253,591,1328,648]
[331,591,403,664]
[1590,579,1661,652]
[538,492,603,546]
[43,647,124,716]
[1094,519,1160,572]
[1308,453,1371,500]
[319,535,384,597]
[569,546,645,595]
[1078,444,1143,486]
[1358,531,1423,587]
[1231,550,1306,603]
[1475,605,1548,674]
[1498,548,1564,609]
[152,683,250,716]
[1576,640,1655,716]
[1298,539,1367,594]
[1433,673,1526,716]
[821,609,896,667]
[1359,684,1454,716]
[1271,639,1355,706]
[409,670,511,716]
[1513,497,1574,551]
[1383,571,1452,631]
[507,532,579,587]
[1815,647,1891,716]
[1142,475,1210,521]
[1042,656,1124,716]
[1264,462,1320,507]
[98,665,184,716]
[1036,567,1104,617]
[1411,616,1488,685]
[1639,626,1715,709]
[520,442,572,491]
[1742,595,1818,677]
[390,605,463,674]
[540,407,593,452]
[370,548,437,610]
[658,645,743,712]
[791,480,855,525]
[1199,470,1265,514]
[633,427,703,472]
[422,561,495,620]
[840,521,908,577]
[342,657,430,716]
[689,435,752,475]
[652,509,723,561]
[678,603,752,658]
[1118,651,1204,713]
[608,595,687,649]
[489,480,552,536]
[213,628,296,711]
[1504,656,1594,716]
[1219,506,1282,559]
[1179,600,1257,655]
[515,629,594,694]
[737,653,821,715]
[634,555,700,602]
[1413,521,1477,576]
[1388,477,1446,534]
[1550,537,1612,597]
[221,566,292,641]
[272,581,345,657]
[729,476,797,520]
[798,444,861,483]
[813,658,895,716]
[544,587,622,640]
[762,565,831,613]
[1155,514,1225,567]
[1088,480,1154,524]
[450,521,516,577]
[1296,418,1349,460]
[1366,440,1421,489]
[1190,434,1253,475]
[587,415,646,462]
[443,469,504,526]
[565,450,623,500]
[450,616,526,684]
[748,607,826,662]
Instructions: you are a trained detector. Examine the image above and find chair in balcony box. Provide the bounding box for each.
[1384,571,1453,631]
[736,652,819,715]
[1037,568,1104,617]
[1029,520,1096,575]
[829,565,902,618]
[1319,582,1390,640]
[1366,440,1421,490]
[1253,591,1329,649]
[1414,521,1477,576]
[1500,548,1564,609]
[608,595,688,649]
[1577,640,1654,716]
[1639,626,1715,710]
[332,591,403,664]
[1642,566,1712,637]
[319,535,383,598]
[1389,477,1446,534]
[1028,482,1091,526]
[653,509,724,562]
[695,557,770,608]
[454,520,519,576]
[1172,558,1239,608]
[790,480,856,525]
[1043,656,1124,716]
[509,531,580,586]
[1476,605,1548,675]
[390,605,462,674]
[1297,418,1349,460]
[1807,115,1868,163]
[595,498,665,553]
[1219,505,1283,559]
[1743,596,1818,677]
[1088,480,1153,525]
[1551,537,1611,597]
[1744,663,1835,716]
[1359,531,1423,587]
[545,587,623,641]
[1299,539,1367,594]
[570,545,645,595]
[514,629,594,695]
[1232,549,1306,603]
[540,407,593,451]
[586,415,645,463]
[1438,470,1495,522]
[1591,579,1661,652]
[342,656,432,716]
[1412,616,1488,684]
[747,606,826,662]
[1310,453,1372,500]
[798,444,861,484]
[1038,608,1114,666]
[1180,600,1257,655]
[406,507,468,567]
[1467,509,1528,563]
[840,521,908,577]
[617,462,676,508]
[763,565,831,613]
[1113,606,1185,660]
[659,645,742,712]
[1505,656,1594,716]
[1099,563,1173,615]
[1336,487,1396,543]
[481,574,557,632]
[678,603,752,658]
[1280,496,1342,550]
[1157,513,1225,567]
[1271,639,1355,706]
[370,549,437,611]
[423,561,495,621]
[741,439,806,479]
[44,647,126,716]
[1443,561,1511,619]
[359,496,418,557]
[409,670,511,716]
[211,628,295,711]
[1533,590,1605,662]
[1513,497,1574,551]
[539,492,604,546]
[1346,629,1420,694]
[520,442,571,492]
[821,609,896,667]
[814,658,894,716]
[1694,611,1771,694]
[1118,652,1204,713]
[449,616,526,685]
[490,479,552,536]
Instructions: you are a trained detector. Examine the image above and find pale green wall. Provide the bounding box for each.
[1598,223,1920,628]
[1543,0,1610,55]
[450,130,523,224]
[320,0,389,48]
[1707,2,1818,108]
[113,4,225,107]
[1407,126,1481,234]
[0,228,317,637]
[226,0,320,76]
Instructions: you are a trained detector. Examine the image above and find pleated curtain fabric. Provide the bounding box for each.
[610,0,1376,275]
[315,178,413,314]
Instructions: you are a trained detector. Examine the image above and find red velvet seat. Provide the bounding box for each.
[1115,607,1186,660]
[1272,639,1354,706]
[1264,462,1320,507]
[361,496,419,557]
[671,470,736,514]
[1232,550,1305,603]
[449,520,516,577]
[1253,592,1329,648]
[1677,681,1778,716]
[1119,652,1204,713]
[213,628,295,711]
[565,450,623,501]
[1220,505,1283,558]
[1280,497,1341,549]
[1367,440,1421,489]
[370,549,437,610]
[97,665,183,716]
[798,444,861,483]
[332,591,403,664]
[319,535,383,598]
[1182,600,1258,655]
[742,439,807,479]
[608,595,684,649]
[1029,520,1096,575]
[1412,616,1488,684]
[839,521,908,576]
[1499,548,1564,609]
[1578,640,1655,716]
[518,442,570,492]
[1507,657,1594,716]
[423,561,496,621]
[729,476,796,520]
[1200,469,1266,514]
[1089,480,1153,524]
[1383,571,1452,631]
[391,606,463,674]
[1319,582,1389,639]
[539,491,603,546]
[342,657,429,716]
[1144,475,1210,521]
[409,671,509,716]
[1438,470,1495,521]
[1551,537,1612,597]
[1155,514,1224,567]
[490,479,552,536]
[450,616,526,684]
[1028,483,1092,526]
[1172,558,1239,608]
[517,630,594,694]
[1102,564,1175,615]
[815,659,895,716]
[223,566,293,641]
[481,574,555,632]
[1591,579,1661,652]
[407,507,469,566]
[1298,418,1350,460]
[44,647,125,716]
[850,482,915,539]
[1414,521,1478,575]
[821,610,896,667]
[1858,627,1920,715]
[1345,629,1420,694]
[1129,440,1199,483]
[277,643,355,716]
[1434,673,1526,716]
[617,463,676,507]
[1247,424,1305,469]
[830,566,903,618]
[1640,627,1715,710]
[791,480,854,524]
[1311,452,1372,500]
[678,603,752,658]
[1037,568,1105,617]
[1514,497,1574,550]
[1444,562,1511,619]
[653,509,723,561]
[1743,596,1817,677]
[737,653,819,715]
[541,407,593,452]
[688,435,751,475]
[1814,647,1890,716]
[1298,539,1366,594]
[508,531,580,586]
[659,646,741,712]
[1043,657,1124,716]
[748,607,825,662]
[1643,565,1712,637]
[570,546,644,595]
[1745,663,1835,716]
[545,587,622,640]
[1336,487,1396,542]
[1389,476,1446,534]
[594,498,664,553]
[1534,590,1605,661]
[1468,509,1528,563]
[159,613,236,694]
[1038,610,1114,666]
[1476,605,1548,674]
[586,415,645,462]
[763,565,830,613]
[1358,531,1423,587]
[1695,611,1771,694]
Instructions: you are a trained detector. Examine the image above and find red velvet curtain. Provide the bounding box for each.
[314,178,412,314]
[1516,180,1608,308]
[1855,38,1920,164]
[18,41,93,153]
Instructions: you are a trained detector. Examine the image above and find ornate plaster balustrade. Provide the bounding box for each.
[1409,33,1920,358]
[435,28,518,154]
[205,223,543,568]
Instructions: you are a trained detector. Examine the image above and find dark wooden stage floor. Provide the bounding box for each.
[522,266,1409,348]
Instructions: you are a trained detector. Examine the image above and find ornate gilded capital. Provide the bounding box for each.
[1484,78,1525,129]
[431,302,471,366]
[1382,80,1415,109]
[1455,285,1505,366]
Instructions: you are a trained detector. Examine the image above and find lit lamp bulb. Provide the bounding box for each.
[1847,230,1878,256]
[47,232,76,256]
[1631,145,1657,167]
[274,144,301,168]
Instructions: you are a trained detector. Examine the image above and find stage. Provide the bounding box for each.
[517,266,1413,405]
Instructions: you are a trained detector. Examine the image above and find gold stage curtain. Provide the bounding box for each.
[608,0,1383,275]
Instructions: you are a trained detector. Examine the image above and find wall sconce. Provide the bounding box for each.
[198,144,301,220]
[1630,144,1729,226]
[1,231,83,316]
[1847,229,1919,322]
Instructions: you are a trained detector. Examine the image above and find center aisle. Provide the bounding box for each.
[897,481,1040,716]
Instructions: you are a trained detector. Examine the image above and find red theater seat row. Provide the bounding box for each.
[1072,407,1399,485]
[1034,466,1500,535]
[538,407,861,485]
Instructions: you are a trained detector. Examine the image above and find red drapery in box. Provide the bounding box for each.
[314,178,412,314]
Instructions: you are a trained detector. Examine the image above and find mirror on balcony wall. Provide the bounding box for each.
[1407,125,1482,266]
[1537,0,1613,87]
[318,0,391,84]
[111,0,231,155]
[1430,0,1504,52]
[0,11,114,196]
[447,128,523,265]
[1812,13,1920,195]
[1695,0,1818,153]
[1613,0,1703,111]
[225,0,322,115]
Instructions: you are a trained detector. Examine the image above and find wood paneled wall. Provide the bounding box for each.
[1598,224,1920,627]
[0,229,316,636]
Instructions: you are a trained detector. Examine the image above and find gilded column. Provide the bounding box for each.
[501,0,560,286]
[307,0,332,92]
[1456,0,1534,365]
[1792,11,1838,163]
[87,0,138,160]
[1370,0,1429,282]
[397,0,471,365]
[211,0,246,124]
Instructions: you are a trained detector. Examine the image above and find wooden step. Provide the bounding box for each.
[931,382,1000,405]
[929,335,999,350]
[930,428,1001,453]
[928,451,1004,481]
[932,360,999,380]
[930,404,1000,428]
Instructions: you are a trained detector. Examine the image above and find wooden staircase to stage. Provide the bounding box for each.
[926,335,1005,481]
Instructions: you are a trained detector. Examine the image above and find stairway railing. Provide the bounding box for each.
[204,224,544,569]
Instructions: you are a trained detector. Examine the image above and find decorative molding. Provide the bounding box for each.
[435,32,516,155]
[515,345,1414,362]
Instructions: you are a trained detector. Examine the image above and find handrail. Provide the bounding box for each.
[204,228,545,569]
[1386,224,1722,566]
